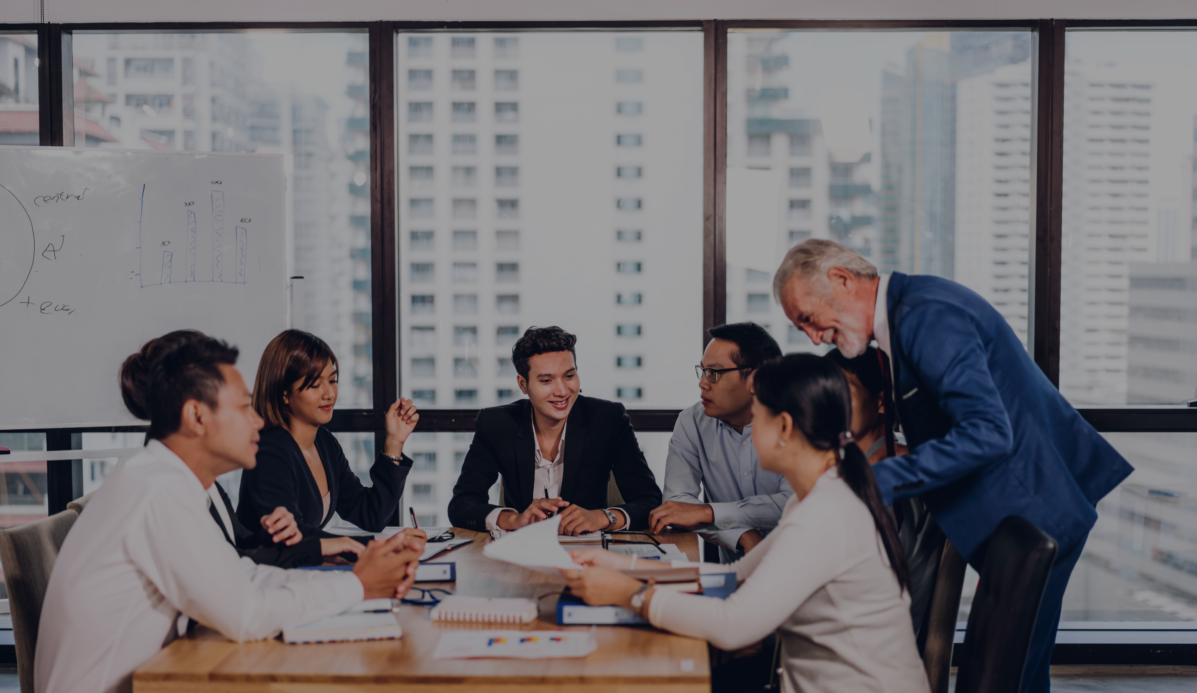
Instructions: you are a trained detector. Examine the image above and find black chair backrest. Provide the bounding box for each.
[921,539,967,693]
[954,516,1058,693]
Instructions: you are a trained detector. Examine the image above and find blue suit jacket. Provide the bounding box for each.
[872,273,1133,565]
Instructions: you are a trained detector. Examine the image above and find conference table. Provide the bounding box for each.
[133,529,711,692]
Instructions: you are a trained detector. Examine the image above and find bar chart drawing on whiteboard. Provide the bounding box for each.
[137,185,249,288]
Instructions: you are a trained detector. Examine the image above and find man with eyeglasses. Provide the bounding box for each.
[648,322,792,563]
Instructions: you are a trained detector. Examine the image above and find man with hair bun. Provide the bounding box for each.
[448,326,662,535]
[774,239,1133,693]
[35,331,425,693]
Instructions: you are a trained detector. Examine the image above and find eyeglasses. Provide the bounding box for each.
[695,365,751,384]
[400,588,453,606]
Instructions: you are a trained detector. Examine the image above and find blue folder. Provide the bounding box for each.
[556,572,736,626]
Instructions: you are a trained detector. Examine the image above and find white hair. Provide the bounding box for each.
[772,239,878,301]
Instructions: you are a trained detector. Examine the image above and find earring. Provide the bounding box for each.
[778,440,786,447]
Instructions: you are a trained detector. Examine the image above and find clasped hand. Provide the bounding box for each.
[497,498,621,535]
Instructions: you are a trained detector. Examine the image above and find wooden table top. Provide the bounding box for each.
[133,529,710,692]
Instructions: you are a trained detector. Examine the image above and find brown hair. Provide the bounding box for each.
[120,330,239,441]
[252,330,339,429]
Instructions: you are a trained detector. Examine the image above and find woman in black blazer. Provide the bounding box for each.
[237,330,420,555]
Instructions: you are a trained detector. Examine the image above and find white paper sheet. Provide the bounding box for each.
[432,629,597,659]
[482,515,580,577]
[607,543,687,561]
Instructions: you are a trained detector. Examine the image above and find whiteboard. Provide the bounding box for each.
[0,147,286,429]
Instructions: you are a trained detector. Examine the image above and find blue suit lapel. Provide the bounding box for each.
[885,272,908,428]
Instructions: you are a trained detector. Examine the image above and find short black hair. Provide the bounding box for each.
[707,322,782,372]
[512,326,577,379]
[119,330,240,441]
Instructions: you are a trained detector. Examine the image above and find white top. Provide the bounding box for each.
[484,413,628,531]
[648,470,929,693]
[321,491,331,524]
[35,440,364,693]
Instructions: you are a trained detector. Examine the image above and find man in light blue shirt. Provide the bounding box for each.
[649,322,792,563]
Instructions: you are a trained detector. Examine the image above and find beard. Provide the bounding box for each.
[831,305,873,358]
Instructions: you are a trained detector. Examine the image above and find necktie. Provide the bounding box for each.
[877,349,897,459]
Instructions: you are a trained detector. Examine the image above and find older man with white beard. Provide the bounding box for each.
[773,239,1132,693]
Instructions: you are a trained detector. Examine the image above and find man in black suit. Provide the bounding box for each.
[448,326,662,534]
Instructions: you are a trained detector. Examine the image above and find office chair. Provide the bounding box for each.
[920,539,968,693]
[954,516,1059,693]
[0,509,80,693]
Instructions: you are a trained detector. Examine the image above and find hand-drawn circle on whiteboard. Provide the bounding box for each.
[0,184,35,308]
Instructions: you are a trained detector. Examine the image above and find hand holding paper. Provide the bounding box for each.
[482,515,579,576]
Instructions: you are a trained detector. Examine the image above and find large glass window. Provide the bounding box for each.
[725,31,1034,353]
[0,34,39,144]
[73,31,374,409]
[397,31,704,409]
[1061,32,1197,407]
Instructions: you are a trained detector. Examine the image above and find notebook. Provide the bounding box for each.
[429,596,539,625]
[282,612,403,644]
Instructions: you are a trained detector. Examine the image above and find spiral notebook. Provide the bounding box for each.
[429,597,539,625]
[282,612,403,644]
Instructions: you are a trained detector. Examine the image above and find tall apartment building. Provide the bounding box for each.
[881,33,1031,284]
[396,32,702,524]
[723,33,877,354]
[1127,263,1197,403]
[1059,60,1155,405]
[954,61,1033,348]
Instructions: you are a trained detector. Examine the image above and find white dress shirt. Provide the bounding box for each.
[35,440,364,693]
[484,412,628,531]
[207,485,235,538]
[874,272,893,365]
[648,470,929,693]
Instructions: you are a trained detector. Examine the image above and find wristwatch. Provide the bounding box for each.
[601,508,618,530]
[629,582,653,617]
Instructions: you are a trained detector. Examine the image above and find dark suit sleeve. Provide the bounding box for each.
[329,434,411,533]
[872,302,1015,505]
[448,411,504,530]
[239,440,324,543]
[606,406,663,530]
[217,483,322,569]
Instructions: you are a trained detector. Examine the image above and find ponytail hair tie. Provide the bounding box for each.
[838,430,855,448]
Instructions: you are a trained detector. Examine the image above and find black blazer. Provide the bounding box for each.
[237,426,412,542]
[447,396,662,531]
[210,482,322,569]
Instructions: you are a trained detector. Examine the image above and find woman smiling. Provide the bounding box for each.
[237,330,419,557]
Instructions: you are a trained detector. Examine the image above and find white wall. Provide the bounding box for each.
[4,0,1197,24]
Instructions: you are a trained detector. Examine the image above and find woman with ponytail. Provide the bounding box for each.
[564,353,928,693]
[826,346,945,648]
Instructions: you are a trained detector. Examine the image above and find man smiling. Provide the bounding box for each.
[448,326,662,535]
[649,322,791,563]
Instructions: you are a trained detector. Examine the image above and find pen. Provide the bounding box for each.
[409,507,419,530]
[544,487,555,517]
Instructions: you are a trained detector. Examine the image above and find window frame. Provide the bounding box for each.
[8,18,1197,659]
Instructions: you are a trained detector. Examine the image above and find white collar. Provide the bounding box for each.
[873,273,892,358]
[144,439,218,497]
[530,409,566,468]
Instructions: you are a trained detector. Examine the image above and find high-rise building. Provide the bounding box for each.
[723,33,877,353]
[879,34,955,279]
[954,61,1033,347]
[1059,60,1154,405]
[395,32,703,524]
[1127,262,1197,404]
